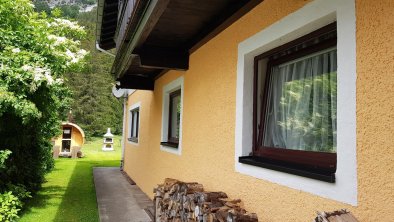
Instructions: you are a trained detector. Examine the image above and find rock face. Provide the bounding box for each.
[154,178,258,222]
[47,0,78,7]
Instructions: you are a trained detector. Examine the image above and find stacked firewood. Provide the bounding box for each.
[154,178,258,222]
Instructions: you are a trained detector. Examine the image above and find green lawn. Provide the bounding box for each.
[18,136,122,222]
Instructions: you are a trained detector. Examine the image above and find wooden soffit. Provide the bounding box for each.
[96,0,119,50]
[114,0,263,90]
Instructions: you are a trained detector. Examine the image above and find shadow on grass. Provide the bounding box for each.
[20,185,66,215]
[19,136,122,222]
[52,159,120,222]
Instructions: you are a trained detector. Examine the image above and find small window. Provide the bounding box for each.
[240,23,337,182]
[129,107,139,143]
[63,127,72,139]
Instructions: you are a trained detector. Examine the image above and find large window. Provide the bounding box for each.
[240,23,338,182]
[160,76,184,154]
[235,0,357,205]
[129,106,139,143]
[161,89,182,148]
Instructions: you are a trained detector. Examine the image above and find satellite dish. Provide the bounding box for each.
[112,85,128,98]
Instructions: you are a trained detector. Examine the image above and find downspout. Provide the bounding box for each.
[95,42,116,57]
[120,95,128,170]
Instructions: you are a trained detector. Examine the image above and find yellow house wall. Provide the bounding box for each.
[123,91,154,192]
[123,0,394,221]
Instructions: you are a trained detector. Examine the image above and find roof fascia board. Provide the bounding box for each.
[112,0,170,78]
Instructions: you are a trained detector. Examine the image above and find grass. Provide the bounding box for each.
[18,136,122,222]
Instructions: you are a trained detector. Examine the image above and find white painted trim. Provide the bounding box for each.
[127,101,141,146]
[160,76,184,155]
[128,89,136,96]
[235,0,357,205]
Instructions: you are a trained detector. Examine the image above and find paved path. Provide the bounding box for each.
[93,167,153,222]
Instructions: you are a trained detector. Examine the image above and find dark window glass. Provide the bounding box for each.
[63,127,72,139]
[168,90,181,144]
[129,108,139,143]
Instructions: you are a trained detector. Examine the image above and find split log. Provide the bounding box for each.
[315,209,359,222]
[154,178,258,222]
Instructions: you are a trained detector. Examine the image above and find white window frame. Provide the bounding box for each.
[235,0,357,205]
[160,76,184,155]
[128,89,136,96]
[128,102,141,146]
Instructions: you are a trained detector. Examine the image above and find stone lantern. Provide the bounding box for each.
[102,128,114,151]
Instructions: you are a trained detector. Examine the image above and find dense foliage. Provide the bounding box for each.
[33,0,51,15]
[32,1,122,137]
[56,5,80,18]
[0,0,86,219]
[66,9,123,138]
[33,0,96,19]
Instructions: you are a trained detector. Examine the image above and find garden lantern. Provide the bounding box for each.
[102,128,114,151]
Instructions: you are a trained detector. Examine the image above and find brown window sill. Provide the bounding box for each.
[239,156,335,183]
[160,142,178,148]
[128,138,138,143]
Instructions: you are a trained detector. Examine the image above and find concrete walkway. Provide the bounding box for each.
[93,167,153,222]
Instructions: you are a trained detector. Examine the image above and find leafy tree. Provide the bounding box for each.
[0,0,86,198]
[32,0,51,15]
[65,8,123,138]
[79,0,96,5]
[31,5,122,138]
[55,5,80,19]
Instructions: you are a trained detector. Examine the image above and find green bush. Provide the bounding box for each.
[67,9,123,138]
[0,191,21,222]
[0,151,31,222]
[0,151,11,169]
[55,5,80,18]
[0,0,86,213]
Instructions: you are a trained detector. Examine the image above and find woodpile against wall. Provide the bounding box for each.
[154,178,258,222]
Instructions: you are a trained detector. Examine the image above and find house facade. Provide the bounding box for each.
[97,0,394,221]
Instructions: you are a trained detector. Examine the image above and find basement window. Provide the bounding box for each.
[160,77,184,155]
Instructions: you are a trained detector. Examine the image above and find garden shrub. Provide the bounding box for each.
[0,191,21,222]
[0,151,10,169]
[0,151,31,222]
[0,0,87,217]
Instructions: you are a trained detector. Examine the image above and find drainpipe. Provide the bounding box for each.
[95,42,116,57]
[120,95,128,170]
